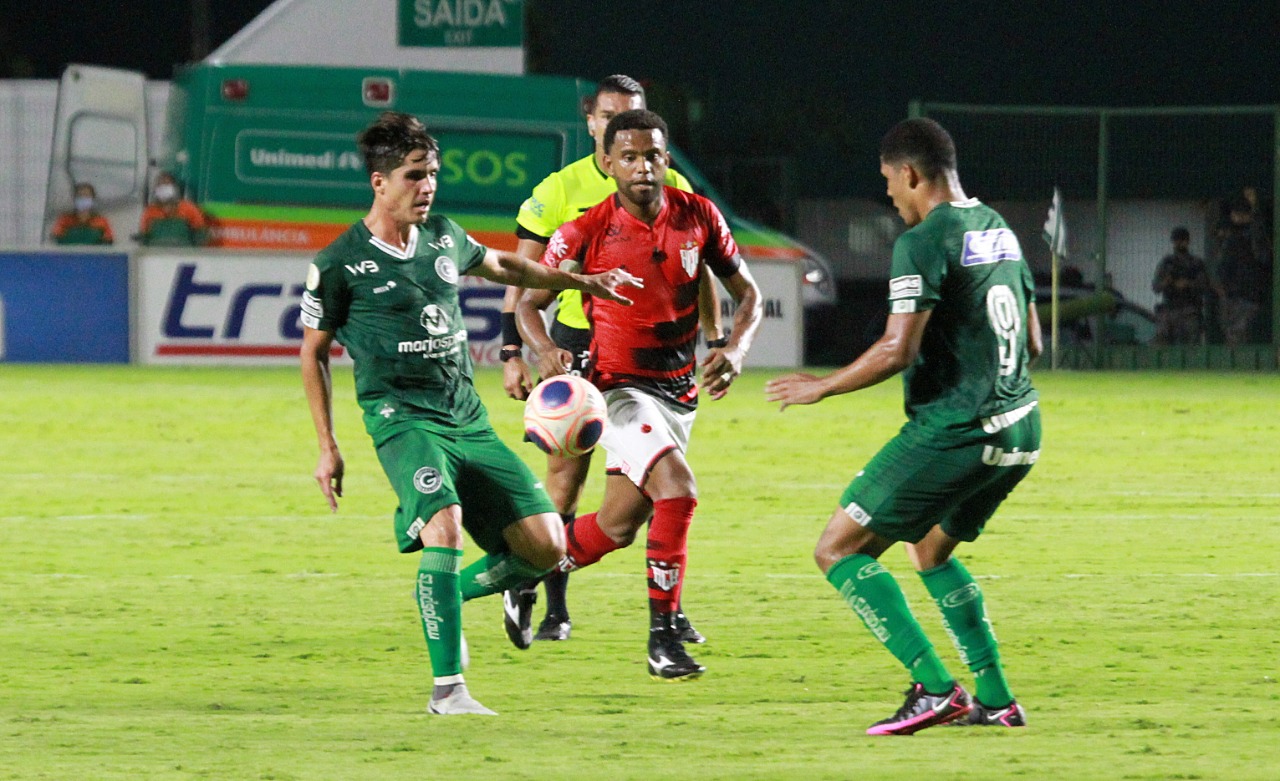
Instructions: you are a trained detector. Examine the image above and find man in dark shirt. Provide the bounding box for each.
[1215,198,1273,345]
[1152,227,1212,345]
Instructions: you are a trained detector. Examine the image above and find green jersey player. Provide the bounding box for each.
[300,112,639,716]
[766,117,1043,735]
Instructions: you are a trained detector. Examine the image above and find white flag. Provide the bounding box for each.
[1042,187,1067,257]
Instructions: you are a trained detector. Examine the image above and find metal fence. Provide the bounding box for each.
[912,101,1279,370]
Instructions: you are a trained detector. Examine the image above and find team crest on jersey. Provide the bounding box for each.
[679,241,700,277]
[435,256,458,284]
[413,467,443,495]
[547,230,568,261]
[962,229,1023,266]
[420,304,451,336]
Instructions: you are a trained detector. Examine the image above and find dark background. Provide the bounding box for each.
[5,0,1278,201]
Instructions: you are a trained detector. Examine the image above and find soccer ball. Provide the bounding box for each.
[523,375,607,458]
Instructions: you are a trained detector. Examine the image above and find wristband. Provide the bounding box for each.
[706,338,729,349]
[501,311,523,348]
[499,346,523,363]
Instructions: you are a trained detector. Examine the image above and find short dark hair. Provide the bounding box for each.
[357,111,439,176]
[584,74,645,114]
[603,109,669,154]
[1171,226,1190,242]
[880,117,957,181]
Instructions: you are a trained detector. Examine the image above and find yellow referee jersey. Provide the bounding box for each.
[516,154,693,329]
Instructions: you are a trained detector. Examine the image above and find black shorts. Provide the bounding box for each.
[549,321,591,376]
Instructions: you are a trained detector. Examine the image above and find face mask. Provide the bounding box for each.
[154,184,178,203]
[74,196,95,212]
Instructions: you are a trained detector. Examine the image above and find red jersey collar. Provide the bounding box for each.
[611,189,669,230]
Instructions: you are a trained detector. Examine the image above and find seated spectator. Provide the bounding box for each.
[50,183,114,245]
[1152,227,1212,345]
[139,171,208,247]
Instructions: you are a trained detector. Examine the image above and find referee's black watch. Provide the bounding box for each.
[499,346,523,362]
[706,337,729,349]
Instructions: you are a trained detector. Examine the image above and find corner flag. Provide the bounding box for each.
[1042,188,1067,257]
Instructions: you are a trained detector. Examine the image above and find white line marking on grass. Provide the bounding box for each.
[1064,572,1277,578]
[11,474,307,484]
[1094,490,1280,498]
[0,514,386,522]
[583,572,1278,580]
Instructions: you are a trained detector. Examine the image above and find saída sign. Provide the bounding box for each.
[398,0,524,48]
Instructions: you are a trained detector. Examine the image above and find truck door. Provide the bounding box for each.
[43,65,150,245]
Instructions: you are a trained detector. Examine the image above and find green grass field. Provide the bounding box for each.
[2,366,1277,780]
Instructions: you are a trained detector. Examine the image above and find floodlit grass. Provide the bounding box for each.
[2,365,1278,780]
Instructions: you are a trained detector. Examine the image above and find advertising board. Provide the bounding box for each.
[0,251,129,363]
[134,252,802,368]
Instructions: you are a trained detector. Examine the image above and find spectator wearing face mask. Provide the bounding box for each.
[139,171,209,247]
[51,182,115,245]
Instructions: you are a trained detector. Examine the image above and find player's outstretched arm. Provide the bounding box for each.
[499,284,536,400]
[498,237,554,400]
[472,249,642,305]
[301,326,344,512]
[765,310,931,411]
[700,263,762,400]
[515,287,573,379]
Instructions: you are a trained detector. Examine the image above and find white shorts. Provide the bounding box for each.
[600,387,696,488]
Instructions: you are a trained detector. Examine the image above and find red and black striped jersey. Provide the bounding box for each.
[541,187,741,408]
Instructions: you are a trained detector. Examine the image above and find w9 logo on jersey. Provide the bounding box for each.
[962,229,1022,267]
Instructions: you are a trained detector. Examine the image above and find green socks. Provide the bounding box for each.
[416,547,463,682]
[826,554,954,694]
[458,552,549,602]
[919,557,1014,707]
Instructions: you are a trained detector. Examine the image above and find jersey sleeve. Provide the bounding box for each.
[516,171,566,240]
[1021,259,1037,304]
[301,255,350,333]
[540,218,587,270]
[700,199,742,278]
[50,214,73,240]
[887,231,944,314]
[95,216,115,243]
[138,205,161,235]
[439,218,488,275]
[177,201,208,230]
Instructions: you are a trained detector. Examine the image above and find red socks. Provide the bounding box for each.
[559,512,620,571]
[646,497,696,612]
[559,497,698,616]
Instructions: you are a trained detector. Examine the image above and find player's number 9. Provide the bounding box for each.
[986,285,1021,377]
